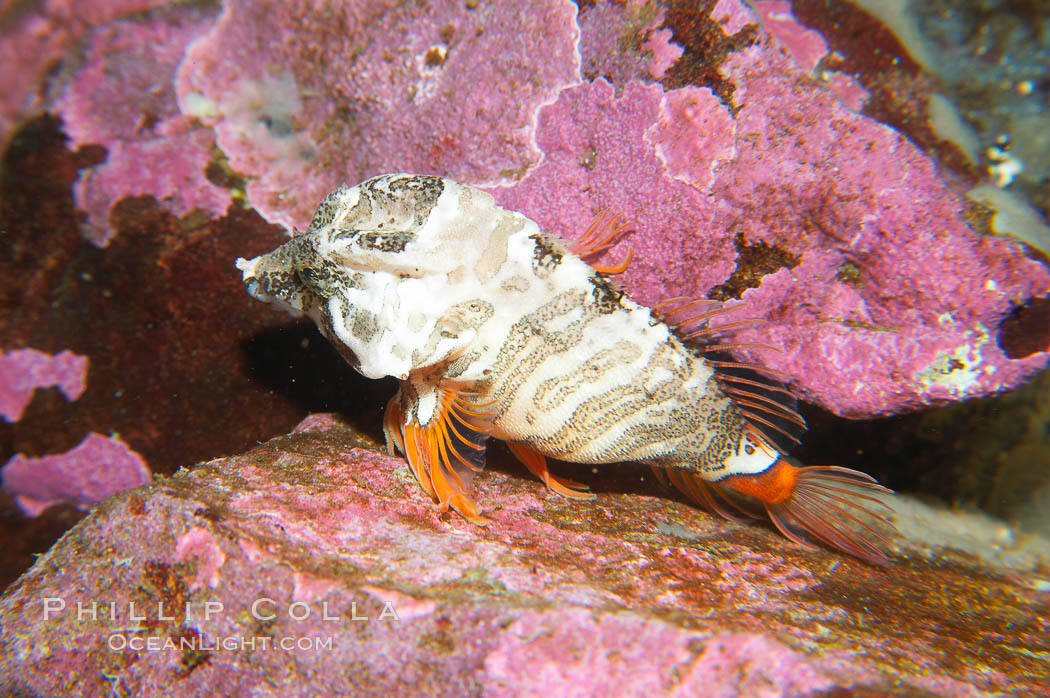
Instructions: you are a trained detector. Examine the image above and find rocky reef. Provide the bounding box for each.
[3,0,1046,423]
[1,0,1049,690]
[1,416,1047,695]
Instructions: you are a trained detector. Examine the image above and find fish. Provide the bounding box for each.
[236,173,895,565]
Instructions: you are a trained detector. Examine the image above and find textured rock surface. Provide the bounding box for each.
[2,1,1050,679]
[1,417,1047,696]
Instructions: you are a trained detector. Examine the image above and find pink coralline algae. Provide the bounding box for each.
[642,29,684,80]
[708,0,1049,415]
[750,0,870,111]
[578,0,669,85]
[0,348,88,423]
[52,6,229,246]
[10,0,1048,416]
[0,0,171,146]
[752,1,830,72]
[749,0,873,111]
[1,432,151,516]
[0,420,1044,695]
[173,0,580,231]
[491,79,738,307]
[488,0,1050,416]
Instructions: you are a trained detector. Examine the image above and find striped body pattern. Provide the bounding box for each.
[238,174,894,564]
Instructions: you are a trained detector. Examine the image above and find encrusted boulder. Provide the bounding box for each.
[1,416,1046,696]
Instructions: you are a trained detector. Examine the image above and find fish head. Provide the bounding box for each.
[236,172,456,308]
[236,174,488,379]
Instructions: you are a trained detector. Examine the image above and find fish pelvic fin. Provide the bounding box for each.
[506,442,595,500]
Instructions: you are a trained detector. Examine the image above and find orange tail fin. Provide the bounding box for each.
[656,457,895,565]
[719,458,895,565]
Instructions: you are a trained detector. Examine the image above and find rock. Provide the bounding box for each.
[1,416,1046,695]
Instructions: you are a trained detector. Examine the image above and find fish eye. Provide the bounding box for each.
[299,267,318,285]
[296,266,332,297]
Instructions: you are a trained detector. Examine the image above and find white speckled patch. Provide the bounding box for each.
[914,324,993,397]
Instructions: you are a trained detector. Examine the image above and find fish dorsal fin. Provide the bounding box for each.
[706,353,806,452]
[567,209,635,275]
[654,296,807,452]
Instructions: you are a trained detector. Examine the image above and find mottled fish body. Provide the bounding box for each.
[238,174,893,564]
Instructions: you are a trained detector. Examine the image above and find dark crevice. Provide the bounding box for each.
[707,233,801,301]
[659,0,759,114]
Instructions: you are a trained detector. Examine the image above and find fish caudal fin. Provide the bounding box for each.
[652,293,894,564]
[506,442,596,500]
[384,385,494,525]
[719,458,895,565]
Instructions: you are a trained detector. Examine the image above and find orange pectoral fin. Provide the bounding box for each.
[383,394,406,457]
[568,209,635,275]
[389,384,494,525]
[506,442,595,500]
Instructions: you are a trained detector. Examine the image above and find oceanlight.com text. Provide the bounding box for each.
[107,633,335,652]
